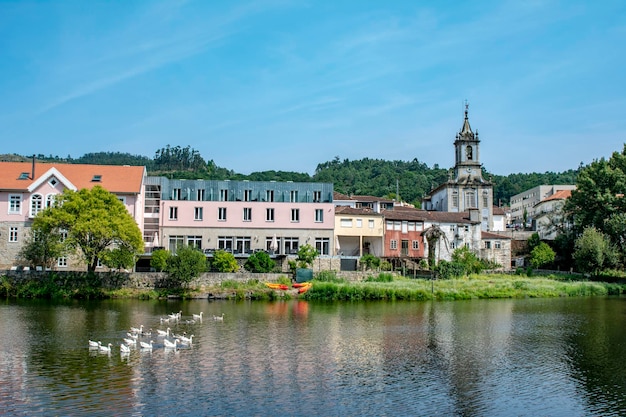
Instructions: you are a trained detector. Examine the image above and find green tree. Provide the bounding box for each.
[528,233,541,251]
[296,244,318,269]
[451,246,485,274]
[18,227,64,269]
[101,247,137,271]
[244,251,275,273]
[360,254,381,270]
[166,245,207,285]
[529,242,556,269]
[32,186,143,272]
[572,227,616,275]
[150,249,170,272]
[211,250,239,272]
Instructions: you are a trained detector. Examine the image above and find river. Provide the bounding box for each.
[1,297,625,416]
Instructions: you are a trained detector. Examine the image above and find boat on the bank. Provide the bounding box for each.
[265,283,289,290]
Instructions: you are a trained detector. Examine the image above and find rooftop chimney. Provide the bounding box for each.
[31,155,35,180]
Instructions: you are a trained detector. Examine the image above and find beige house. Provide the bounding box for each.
[334,206,384,257]
[510,185,576,226]
[533,189,572,240]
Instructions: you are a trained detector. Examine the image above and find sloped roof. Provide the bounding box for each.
[542,189,572,202]
[351,194,394,203]
[381,206,478,224]
[0,161,146,194]
[335,206,380,216]
[482,231,512,240]
[333,191,353,201]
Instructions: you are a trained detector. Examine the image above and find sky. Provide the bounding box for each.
[1,0,625,176]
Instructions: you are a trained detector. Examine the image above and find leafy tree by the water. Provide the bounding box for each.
[529,242,556,269]
[150,249,169,272]
[211,250,239,272]
[18,227,64,269]
[573,227,617,276]
[244,251,275,273]
[166,245,207,284]
[32,186,144,272]
[296,244,318,269]
[360,254,381,270]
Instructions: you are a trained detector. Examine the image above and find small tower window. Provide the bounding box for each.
[466,146,473,160]
[92,175,102,182]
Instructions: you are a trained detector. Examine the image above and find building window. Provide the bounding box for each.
[9,195,21,214]
[49,177,58,187]
[291,208,300,222]
[218,207,227,221]
[484,241,491,249]
[197,189,205,201]
[284,237,299,254]
[412,240,419,250]
[9,227,18,242]
[46,194,56,208]
[30,194,43,217]
[172,188,181,200]
[465,191,476,208]
[187,236,202,249]
[315,209,323,222]
[235,236,252,254]
[341,218,352,228]
[266,236,280,253]
[369,219,375,229]
[315,238,330,255]
[60,230,68,242]
[483,194,488,208]
[313,190,321,202]
[495,241,502,249]
[244,189,252,202]
[394,221,401,231]
[243,207,252,222]
[194,207,203,221]
[356,219,362,228]
[57,257,67,268]
[390,240,397,250]
[96,258,103,268]
[266,208,274,222]
[218,236,233,252]
[220,189,228,201]
[169,206,178,220]
[401,240,409,256]
[266,190,274,202]
[452,193,459,208]
[168,235,185,253]
[386,221,393,230]
[290,190,298,203]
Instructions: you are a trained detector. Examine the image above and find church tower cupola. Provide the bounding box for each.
[453,102,483,182]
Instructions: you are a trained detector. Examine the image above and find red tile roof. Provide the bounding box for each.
[0,161,145,194]
[542,189,572,202]
[335,206,379,216]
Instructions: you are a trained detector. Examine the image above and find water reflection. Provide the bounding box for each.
[2,297,626,416]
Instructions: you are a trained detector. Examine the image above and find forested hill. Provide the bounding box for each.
[1,146,580,206]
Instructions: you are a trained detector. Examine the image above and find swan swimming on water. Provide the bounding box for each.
[213,313,225,321]
[123,337,137,346]
[163,339,178,349]
[178,334,194,345]
[88,340,101,349]
[157,327,171,337]
[140,340,154,350]
[192,312,203,321]
[99,343,113,353]
[130,324,143,334]
[120,343,131,353]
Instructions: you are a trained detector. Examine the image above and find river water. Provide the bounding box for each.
[1,297,626,416]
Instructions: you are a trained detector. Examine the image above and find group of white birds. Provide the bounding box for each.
[88,310,225,356]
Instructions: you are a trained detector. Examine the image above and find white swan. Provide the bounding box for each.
[163,338,178,349]
[168,311,182,320]
[140,340,153,350]
[130,324,143,334]
[99,343,112,353]
[178,334,194,345]
[213,313,225,321]
[120,343,131,353]
[160,317,170,324]
[88,340,101,349]
[192,312,203,321]
[126,332,139,339]
[123,337,136,346]
[157,327,170,337]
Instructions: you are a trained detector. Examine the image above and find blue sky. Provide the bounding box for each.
[1,0,624,176]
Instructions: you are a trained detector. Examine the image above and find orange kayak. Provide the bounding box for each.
[265,283,289,290]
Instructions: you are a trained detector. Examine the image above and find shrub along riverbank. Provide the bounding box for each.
[2,272,626,301]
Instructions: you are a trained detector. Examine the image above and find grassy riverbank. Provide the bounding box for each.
[3,272,626,301]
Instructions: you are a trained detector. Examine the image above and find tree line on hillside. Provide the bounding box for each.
[1,145,581,205]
